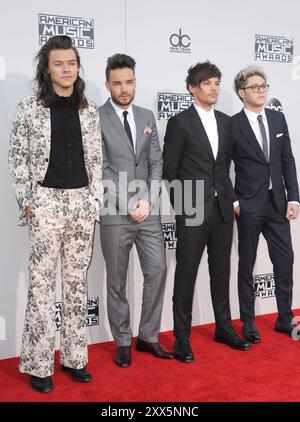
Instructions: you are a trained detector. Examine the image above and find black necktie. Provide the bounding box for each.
[257,114,269,161]
[123,111,134,149]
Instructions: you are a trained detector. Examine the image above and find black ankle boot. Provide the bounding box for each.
[30,375,53,392]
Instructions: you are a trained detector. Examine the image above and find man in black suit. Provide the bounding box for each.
[230,65,299,343]
[163,61,250,362]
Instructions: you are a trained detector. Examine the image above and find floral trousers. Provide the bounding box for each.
[19,186,97,378]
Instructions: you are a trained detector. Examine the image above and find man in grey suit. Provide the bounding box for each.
[99,54,173,367]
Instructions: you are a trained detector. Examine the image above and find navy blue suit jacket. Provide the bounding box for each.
[229,108,299,213]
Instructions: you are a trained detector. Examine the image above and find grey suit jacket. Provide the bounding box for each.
[99,99,163,225]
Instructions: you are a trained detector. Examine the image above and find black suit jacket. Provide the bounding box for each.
[229,108,299,213]
[163,105,234,224]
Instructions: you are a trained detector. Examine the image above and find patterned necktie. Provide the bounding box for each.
[257,114,269,161]
[123,111,134,148]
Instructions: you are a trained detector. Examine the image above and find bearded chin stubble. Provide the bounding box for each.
[111,93,135,108]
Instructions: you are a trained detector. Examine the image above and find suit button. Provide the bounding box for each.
[37,181,42,185]
[45,158,49,162]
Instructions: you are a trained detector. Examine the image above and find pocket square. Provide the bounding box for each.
[276,133,283,138]
[143,127,153,135]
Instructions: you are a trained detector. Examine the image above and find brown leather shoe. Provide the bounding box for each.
[136,337,174,358]
[114,346,132,367]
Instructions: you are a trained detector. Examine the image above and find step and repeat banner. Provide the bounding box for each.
[1,0,300,359]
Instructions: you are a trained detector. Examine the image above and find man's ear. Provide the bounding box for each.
[238,88,245,100]
[188,84,195,95]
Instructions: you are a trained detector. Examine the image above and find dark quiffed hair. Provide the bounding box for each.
[186,61,222,92]
[34,35,88,109]
[105,53,136,81]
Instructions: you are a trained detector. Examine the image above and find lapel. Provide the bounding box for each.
[215,111,225,161]
[132,105,144,159]
[238,109,267,162]
[265,108,275,162]
[79,106,88,159]
[104,99,134,154]
[37,103,51,155]
[188,105,215,161]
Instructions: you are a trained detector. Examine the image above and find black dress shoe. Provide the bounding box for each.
[174,339,194,363]
[275,322,300,339]
[61,365,92,382]
[242,322,261,344]
[30,375,53,393]
[136,337,174,359]
[114,346,132,368]
[214,333,251,350]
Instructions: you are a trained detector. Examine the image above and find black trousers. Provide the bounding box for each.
[173,198,233,341]
[236,191,294,324]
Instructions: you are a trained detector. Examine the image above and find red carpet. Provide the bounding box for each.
[1,311,300,402]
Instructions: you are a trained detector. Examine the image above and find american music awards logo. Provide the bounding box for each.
[38,13,94,49]
[254,273,275,299]
[255,34,293,63]
[162,222,177,249]
[55,297,99,330]
[157,92,193,120]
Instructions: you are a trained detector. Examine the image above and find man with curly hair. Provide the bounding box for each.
[8,35,103,392]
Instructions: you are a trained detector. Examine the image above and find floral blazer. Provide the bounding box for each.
[8,96,103,225]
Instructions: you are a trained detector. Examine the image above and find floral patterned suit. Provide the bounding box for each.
[8,96,103,377]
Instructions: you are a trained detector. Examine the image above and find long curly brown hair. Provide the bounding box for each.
[34,35,88,109]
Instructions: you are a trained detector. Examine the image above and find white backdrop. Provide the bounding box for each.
[1,0,300,359]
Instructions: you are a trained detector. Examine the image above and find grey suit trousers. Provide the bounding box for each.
[100,218,167,346]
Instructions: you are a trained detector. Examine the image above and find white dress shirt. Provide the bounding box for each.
[194,103,218,196]
[110,98,137,152]
[243,107,270,159]
[194,103,219,159]
[244,107,272,192]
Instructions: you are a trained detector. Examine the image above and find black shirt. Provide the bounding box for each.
[42,92,89,189]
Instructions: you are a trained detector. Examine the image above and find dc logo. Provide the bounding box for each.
[170,29,191,48]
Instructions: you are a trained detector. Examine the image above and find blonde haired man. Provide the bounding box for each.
[230,65,299,343]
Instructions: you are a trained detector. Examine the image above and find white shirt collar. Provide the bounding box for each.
[194,103,215,119]
[110,98,134,119]
[244,107,267,123]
